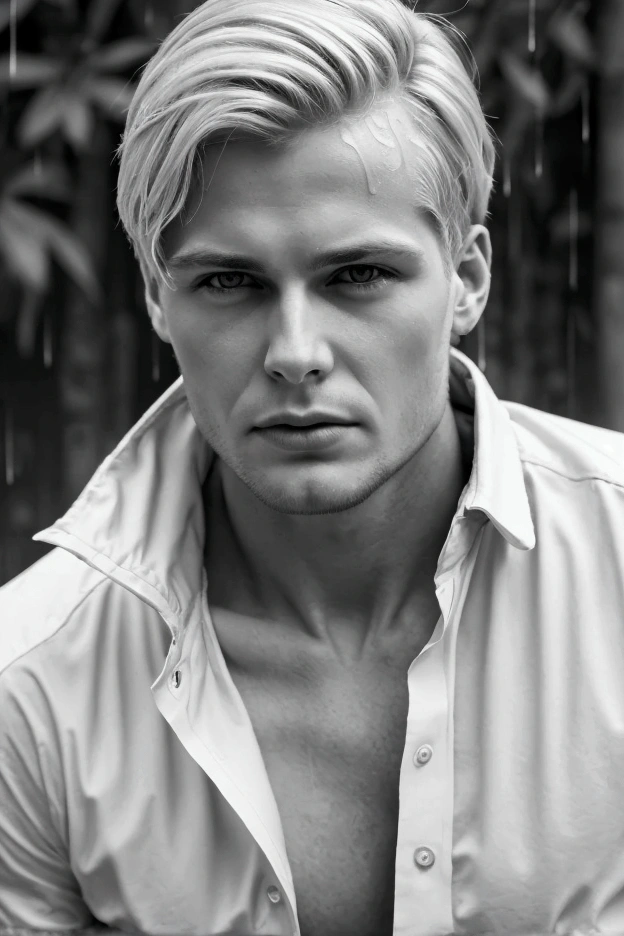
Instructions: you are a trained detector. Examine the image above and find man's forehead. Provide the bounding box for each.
[166,100,427,255]
[338,101,421,195]
[192,99,422,192]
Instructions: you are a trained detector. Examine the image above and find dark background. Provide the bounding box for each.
[1,0,621,585]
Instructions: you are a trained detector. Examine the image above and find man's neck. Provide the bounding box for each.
[203,402,470,654]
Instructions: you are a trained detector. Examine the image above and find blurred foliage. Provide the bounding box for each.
[418,0,596,418]
[0,0,155,354]
[0,160,99,353]
[0,0,601,582]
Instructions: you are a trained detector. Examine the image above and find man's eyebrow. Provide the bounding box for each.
[167,241,427,274]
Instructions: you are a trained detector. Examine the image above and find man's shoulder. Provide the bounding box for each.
[0,546,164,680]
[503,400,624,491]
[0,547,106,676]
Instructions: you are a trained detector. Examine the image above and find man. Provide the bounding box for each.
[2,0,624,934]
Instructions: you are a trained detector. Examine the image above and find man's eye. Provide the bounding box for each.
[196,265,398,295]
[199,272,253,293]
[334,265,397,289]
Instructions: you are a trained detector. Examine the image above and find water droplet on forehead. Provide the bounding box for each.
[339,124,381,195]
[365,112,404,170]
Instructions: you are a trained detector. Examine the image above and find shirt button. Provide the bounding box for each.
[267,885,282,904]
[414,846,435,869]
[413,744,433,766]
[171,670,181,688]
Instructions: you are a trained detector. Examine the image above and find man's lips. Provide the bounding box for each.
[253,422,354,450]
[254,411,355,429]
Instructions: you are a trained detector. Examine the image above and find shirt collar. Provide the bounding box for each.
[33,349,535,628]
[449,347,535,552]
[34,377,209,633]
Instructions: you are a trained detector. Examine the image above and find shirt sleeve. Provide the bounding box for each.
[0,663,95,930]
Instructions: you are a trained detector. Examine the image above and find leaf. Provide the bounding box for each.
[3,162,70,201]
[0,202,50,291]
[468,0,504,78]
[84,0,124,45]
[0,0,40,32]
[499,97,534,159]
[61,93,95,150]
[89,38,155,73]
[24,205,101,301]
[548,70,586,118]
[16,85,67,147]
[49,232,101,302]
[0,53,64,87]
[498,50,551,112]
[0,199,100,300]
[86,76,135,119]
[548,10,595,68]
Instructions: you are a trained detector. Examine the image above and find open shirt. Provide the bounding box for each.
[2,348,624,936]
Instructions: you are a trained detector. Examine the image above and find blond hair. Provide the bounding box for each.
[116,0,496,286]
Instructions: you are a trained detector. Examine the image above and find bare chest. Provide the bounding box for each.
[235,666,408,936]
[211,609,434,936]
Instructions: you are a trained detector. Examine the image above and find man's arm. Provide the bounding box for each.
[0,667,95,931]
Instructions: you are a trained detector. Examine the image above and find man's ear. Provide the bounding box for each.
[144,270,173,345]
[450,224,492,342]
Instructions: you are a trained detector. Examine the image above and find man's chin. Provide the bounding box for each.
[238,468,389,517]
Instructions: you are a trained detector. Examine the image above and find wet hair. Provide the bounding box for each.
[116,0,496,287]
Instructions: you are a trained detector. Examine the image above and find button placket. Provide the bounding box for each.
[393,617,453,934]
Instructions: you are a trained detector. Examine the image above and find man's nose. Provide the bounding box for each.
[263,291,334,384]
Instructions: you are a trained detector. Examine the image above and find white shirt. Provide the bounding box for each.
[2,348,624,936]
